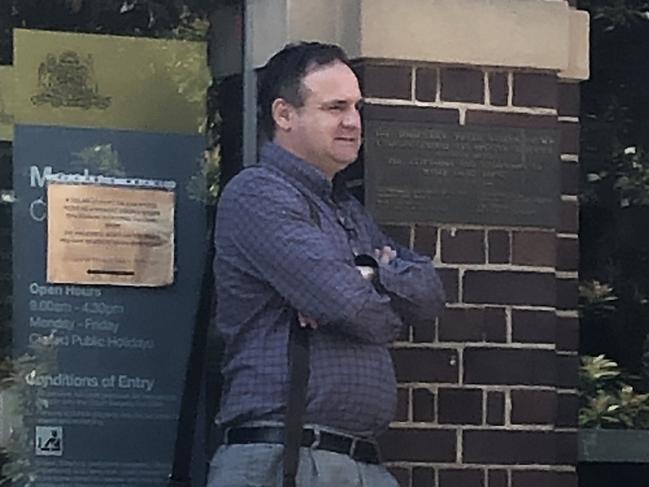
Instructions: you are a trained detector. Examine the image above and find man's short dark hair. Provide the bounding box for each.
[258,42,352,140]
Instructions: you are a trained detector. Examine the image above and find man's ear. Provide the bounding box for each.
[271,98,293,132]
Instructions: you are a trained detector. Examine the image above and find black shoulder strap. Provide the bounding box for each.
[167,205,216,487]
[282,315,310,487]
[274,168,319,487]
[259,164,322,230]
[173,165,314,487]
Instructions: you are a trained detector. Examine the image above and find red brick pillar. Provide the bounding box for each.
[214,1,589,485]
[354,61,581,487]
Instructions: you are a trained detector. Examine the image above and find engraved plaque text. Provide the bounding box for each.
[364,121,560,227]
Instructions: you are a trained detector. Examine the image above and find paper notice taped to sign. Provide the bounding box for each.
[47,183,175,286]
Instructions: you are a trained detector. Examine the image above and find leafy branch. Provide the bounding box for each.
[579,354,649,429]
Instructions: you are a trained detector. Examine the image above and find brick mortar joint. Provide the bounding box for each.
[560,154,580,162]
[445,303,556,311]
[482,385,488,425]
[561,195,578,202]
[483,71,491,107]
[458,267,465,303]
[437,262,556,271]
[401,385,558,392]
[391,423,560,433]
[410,65,416,103]
[556,350,579,356]
[392,342,556,350]
[364,97,558,115]
[396,387,560,397]
[560,153,581,159]
[504,390,512,427]
[555,310,579,317]
[505,306,513,343]
[556,271,578,279]
[361,62,562,77]
[556,388,578,394]
[436,222,557,233]
[384,462,577,472]
[507,72,514,107]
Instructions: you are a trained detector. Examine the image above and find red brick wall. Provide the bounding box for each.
[355,60,581,487]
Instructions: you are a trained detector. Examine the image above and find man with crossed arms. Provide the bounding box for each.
[208,42,445,486]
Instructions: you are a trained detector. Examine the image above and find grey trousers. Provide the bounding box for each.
[206,443,399,487]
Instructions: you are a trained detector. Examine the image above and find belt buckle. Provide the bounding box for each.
[309,428,322,449]
[349,437,358,459]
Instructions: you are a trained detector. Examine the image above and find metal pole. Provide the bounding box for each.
[242,0,257,166]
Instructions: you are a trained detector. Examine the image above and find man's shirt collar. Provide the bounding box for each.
[259,142,334,199]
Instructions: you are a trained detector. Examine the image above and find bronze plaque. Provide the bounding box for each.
[364,121,560,227]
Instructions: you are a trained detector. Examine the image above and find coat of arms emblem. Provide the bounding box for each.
[31,51,111,110]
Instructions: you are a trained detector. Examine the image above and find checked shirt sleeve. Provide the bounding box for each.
[353,202,446,324]
[218,171,404,345]
[375,250,446,325]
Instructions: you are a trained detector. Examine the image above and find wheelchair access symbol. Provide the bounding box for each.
[35,426,63,456]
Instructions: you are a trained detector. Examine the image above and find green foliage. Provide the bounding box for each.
[580,354,622,396]
[1,1,216,63]
[587,146,649,208]
[186,145,220,204]
[163,44,213,134]
[168,7,210,41]
[0,338,59,486]
[7,1,214,39]
[581,0,649,31]
[613,148,649,207]
[579,280,618,317]
[579,355,649,429]
[70,143,125,176]
[579,0,649,387]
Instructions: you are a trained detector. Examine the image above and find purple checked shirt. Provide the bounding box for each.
[213,142,445,436]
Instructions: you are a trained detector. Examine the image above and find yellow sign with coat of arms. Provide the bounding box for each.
[13,28,209,134]
[0,66,14,141]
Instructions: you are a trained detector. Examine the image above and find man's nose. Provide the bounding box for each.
[342,107,361,130]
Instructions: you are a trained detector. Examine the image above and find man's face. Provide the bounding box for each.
[276,61,363,179]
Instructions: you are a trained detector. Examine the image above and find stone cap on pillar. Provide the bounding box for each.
[211,0,589,81]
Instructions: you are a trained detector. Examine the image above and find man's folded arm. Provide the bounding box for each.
[354,202,446,323]
[220,175,403,344]
[375,251,446,324]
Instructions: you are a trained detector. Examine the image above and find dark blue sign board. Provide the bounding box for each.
[13,124,206,485]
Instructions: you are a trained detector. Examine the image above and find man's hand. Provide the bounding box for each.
[298,312,318,330]
[298,247,397,329]
[356,265,376,280]
[356,246,396,280]
[374,246,397,265]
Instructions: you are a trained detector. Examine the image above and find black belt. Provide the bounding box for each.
[225,426,381,465]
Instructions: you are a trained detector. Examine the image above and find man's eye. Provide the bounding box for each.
[328,105,343,111]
